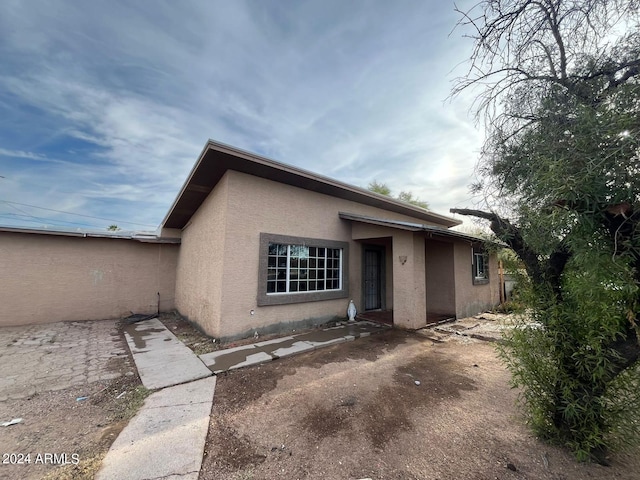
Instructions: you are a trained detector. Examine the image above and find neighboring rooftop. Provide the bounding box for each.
[162,140,462,230]
[0,225,180,243]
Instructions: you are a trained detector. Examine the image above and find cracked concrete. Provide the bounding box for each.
[0,319,129,401]
[96,376,216,480]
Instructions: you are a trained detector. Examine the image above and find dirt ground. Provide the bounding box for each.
[0,322,147,480]
[200,328,640,480]
[3,314,640,479]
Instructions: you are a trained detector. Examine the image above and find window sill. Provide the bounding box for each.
[258,289,348,306]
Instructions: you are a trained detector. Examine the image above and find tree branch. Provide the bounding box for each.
[450,208,544,284]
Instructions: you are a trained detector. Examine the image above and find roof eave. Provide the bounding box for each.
[162,140,462,230]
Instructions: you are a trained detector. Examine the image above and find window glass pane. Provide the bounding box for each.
[290,245,309,258]
[266,242,342,295]
[267,268,277,281]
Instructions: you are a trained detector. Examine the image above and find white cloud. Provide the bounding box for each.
[0,0,484,230]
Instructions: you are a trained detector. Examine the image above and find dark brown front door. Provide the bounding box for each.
[364,248,383,310]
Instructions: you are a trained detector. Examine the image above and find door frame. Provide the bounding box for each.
[362,244,386,311]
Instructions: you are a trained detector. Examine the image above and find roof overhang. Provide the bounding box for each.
[339,212,490,244]
[161,140,462,230]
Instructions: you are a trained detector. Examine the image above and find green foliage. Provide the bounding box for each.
[453,0,640,462]
[367,180,391,196]
[367,180,429,209]
[397,191,429,209]
[499,242,640,459]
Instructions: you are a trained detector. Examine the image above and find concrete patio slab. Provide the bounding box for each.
[305,337,347,349]
[123,318,211,390]
[0,319,129,401]
[96,376,216,480]
[271,340,316,358]
[199,343,256,364]
[255,335,296,347]
[198,321,390,373]
[227,351,273,370]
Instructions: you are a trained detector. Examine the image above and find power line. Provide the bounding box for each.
[0,211,106,229]
[0,199,157,227]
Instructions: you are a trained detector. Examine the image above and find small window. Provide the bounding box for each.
[258,233,349,306]
[473,245,489,285]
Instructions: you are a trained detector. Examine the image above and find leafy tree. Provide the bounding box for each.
[367,180,429,209]
[107,224,121,231]
[397,191,429,210]
[450,0,640,462]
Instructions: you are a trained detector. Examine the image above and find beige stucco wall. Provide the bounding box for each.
[453,242,500,318]
[177,170,450,338]
[0,232,178,326]
[392,232,427,329]
[175,170,501,338]
[174,174,229,335]
[425,239,456,316]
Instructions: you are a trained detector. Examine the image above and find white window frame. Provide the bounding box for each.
[266,243,343,295]
[258,233,349,306]
[472,245,489,285]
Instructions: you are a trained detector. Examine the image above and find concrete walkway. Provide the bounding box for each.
[123,318,213,390]
[199,320,388,373]
[96,376,216,480]
[99,318,388,479]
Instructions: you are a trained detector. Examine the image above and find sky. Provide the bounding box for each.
[0,0,483,233]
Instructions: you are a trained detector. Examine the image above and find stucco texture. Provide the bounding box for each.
[453,242,500,318]
[175,170,500,339]
[174,174,229,336]
[0,232,178,326]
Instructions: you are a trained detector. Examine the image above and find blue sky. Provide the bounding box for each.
[0,0,482,232]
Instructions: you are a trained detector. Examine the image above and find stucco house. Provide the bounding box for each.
[159,141,499,339]
[0,140,500,339]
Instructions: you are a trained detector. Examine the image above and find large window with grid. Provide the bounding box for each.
[258,233,349,306]
[267,244,342,294]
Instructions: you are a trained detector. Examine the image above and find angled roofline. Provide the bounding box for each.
[161,140,462,230]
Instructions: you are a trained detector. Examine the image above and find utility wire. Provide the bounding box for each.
[0,211,106,229]
[0,199,157,227]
